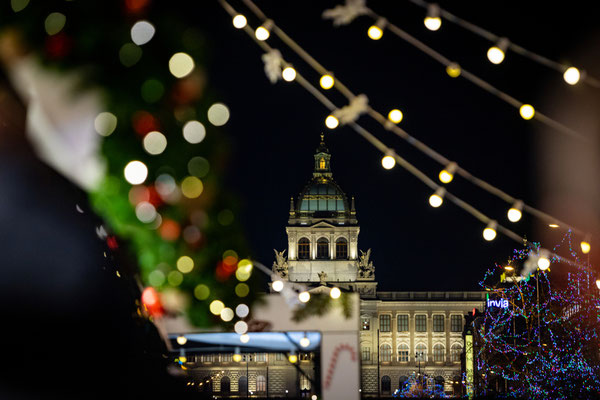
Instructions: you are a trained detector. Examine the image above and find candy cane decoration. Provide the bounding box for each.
[323,343,357,390]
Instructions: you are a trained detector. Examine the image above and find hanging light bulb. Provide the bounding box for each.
[429,187,446,208]
[298,291,310,303]
[538,249,550,270]
[232,14,247,29]
[325,115,339,129]
[233,347,242,362]
[581,237,591,254]
[446,62,461,78]
[330,287,341,299]
[367,17,386,40]
[272,280,284,292]
[320,74,335,90]
[240,333,250,343]
[507,200,523,222]
[176,335,188,345]
[563,67,581,85]
[438,162,457,184]
[381,153,396,170]
[282,65,296,82]
[300,334,310,348]
[388,109,403,124]
[288,352,298,363]
[483,220,497,241]
[424,4,441,31]
[255,19,273,41]
[487,37,510,64]
[519,104,535,120]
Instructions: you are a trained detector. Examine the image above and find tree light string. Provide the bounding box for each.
[227,0,592,241]
[217,0,591,273]
[406,0,600,89]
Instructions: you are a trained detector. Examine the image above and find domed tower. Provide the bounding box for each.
[274,134,377,297]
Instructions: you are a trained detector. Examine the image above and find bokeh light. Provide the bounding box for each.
[94,112,117,136]
[234,321,248,334]
[207,103,230,126]
[182,120,206,144]
[135,201,157,223]
[194,284,210,300]
[181,176,203,198]
[325,115,339,129]
[232,14,247,29]
[367,25,383,40]
[235,283,250,297]
[519,104,535,120]
[188,156,210,178]
[176,256,194,273]
[446,63,461,78]
[236,303,250,318]
[169,52,195,78]
[209,300,225,315]
[320,74,334,90]
[220,307,234,322]
[388,109,403,124]
[45,12,66,35]
[124,161,148,184]
[282,66,296,82]
[143,131,167,155]
[119,43,142,67]
[424,17,441,31]
[487,46,505,64]
[131,20,155,45]
[255,26,270,41]
[330,287,341,299]
[563,67,580,85]
[298,291,310,303]
[167,270,183,286]
[381,155,396,170]
[240,334,250,343]
[272,280,284,292]
[148,269,166,287]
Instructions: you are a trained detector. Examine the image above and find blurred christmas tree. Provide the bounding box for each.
[1,0,259,328]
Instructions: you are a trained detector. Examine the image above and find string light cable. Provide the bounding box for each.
[217,0,590,272]
[225,0,592,248]
[406,0,600,89]
[320,1,589,143]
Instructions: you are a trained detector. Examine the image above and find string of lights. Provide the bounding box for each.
[225,0,593,253]
[406,0,600,89]
[217,0,592,273]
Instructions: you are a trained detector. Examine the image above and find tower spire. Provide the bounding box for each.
[314,134,332,179]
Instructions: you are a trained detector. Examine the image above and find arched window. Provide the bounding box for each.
[433,344,445,362]
[451,343,462,362]
[415,343,427,362]
[381,376,391,394]
[220,376,230,393]
[316,237,329,259]
[380,344,392,362]
[201,377,212,392]
[238,376,247,394]
[300,373,311,390]
[398,343,409,362]
[319,157,326,169]
[256,375,266,392]
[298,238,310,260]
[335,237,348,259]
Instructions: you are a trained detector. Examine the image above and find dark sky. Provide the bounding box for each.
[199,1,600,291]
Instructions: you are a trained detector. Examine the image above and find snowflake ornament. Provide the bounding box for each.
[333,94,369,124]
[322,0,368,26]
[261,49,283,84]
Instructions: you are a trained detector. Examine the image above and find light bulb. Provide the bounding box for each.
[563,67,580,85]
[483,220,497,241]
[438,162,457,184]
[288,354,298,363]
[596,279,600,290]
[124,160,148,185]
[581,241,591,254]
[282,66,296,82]
[232,14,247,29]
[298,291,310,303]
[233,353,242,362]
[446,62,461,78]
[240,333,250,343]
[487,38,509,64]
[255,26,270,41]
[330,287,341,299]
[272,280,284,292]
[429,187,446,208]
[507,200,523,222]
[325,115,339,129]
[381,154,396,170]
[504,265,514,271]
[177,335,187,345]
[538,256,550,271]
[300,336,310,348]
[424,4,441,31]
[320,74,335,90]
[388,109,403,123]
[368,17,386,40]
[519,104,535,120]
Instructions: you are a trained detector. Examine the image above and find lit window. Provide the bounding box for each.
[319,157,326,169]
[379,315,391,332]
[220,353,232,362]
[300,373,311,390]
[415,344,427,362]
[298,238,310,260]
[316,237,329,259]
[415,315,427,332]
[335,237,348,259]
[380,344,392,362]
[256,353,267,362]
[397,315,409,332]
[451,343,462,362]
[256,375,266,392]
[276,353,284,361]
[361,347,370,361]
[433,344,445,362]
[451,315,463,332]
[433,315,445,332]
[398,344,409,362]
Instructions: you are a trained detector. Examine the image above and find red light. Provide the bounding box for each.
[141,287,163,317]
[472,308,476,316]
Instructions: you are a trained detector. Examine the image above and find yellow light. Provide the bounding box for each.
[330,287,341,299]
[209,300,225,315]
[235,266,251,282]
[177,256,194,273]
[207,103,230,126]
[487,46,505,64]
[367,25,383,40]
[233,353,242,362]
[124,160,148,185]
[596,279,600,290]
[194,284,210,300]
[581,241,591,254]
[300,337,311,348]
[325,115,339,129]
[388,109,403,123]
[288,354,298,363]
[235,283,250,297]
[282,66,296,82]
[429,187,445,208]
[169,52,195,78]
[272,280,284,292]
[240,334,250,343]
[507,200,523,222]
[446,63,461,78]
[320,74,335,90]
[177,335,187,345]
[519,104,535,120]
[538,256,550,271]
[563,67,580,85]
[548,223,559,228]
[298,291,310,303]
[232,14,247,29]
[255,26,270,41]
[438,162,457,184]
[424,17,441,31]
[179,356,187,363]
[504,265,514,271]
[181,176,204,198]
[381,155,396,170]
[220,307,234,322]
[483,221,497,241]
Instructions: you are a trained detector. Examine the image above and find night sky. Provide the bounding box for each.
[199,1,600,291]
